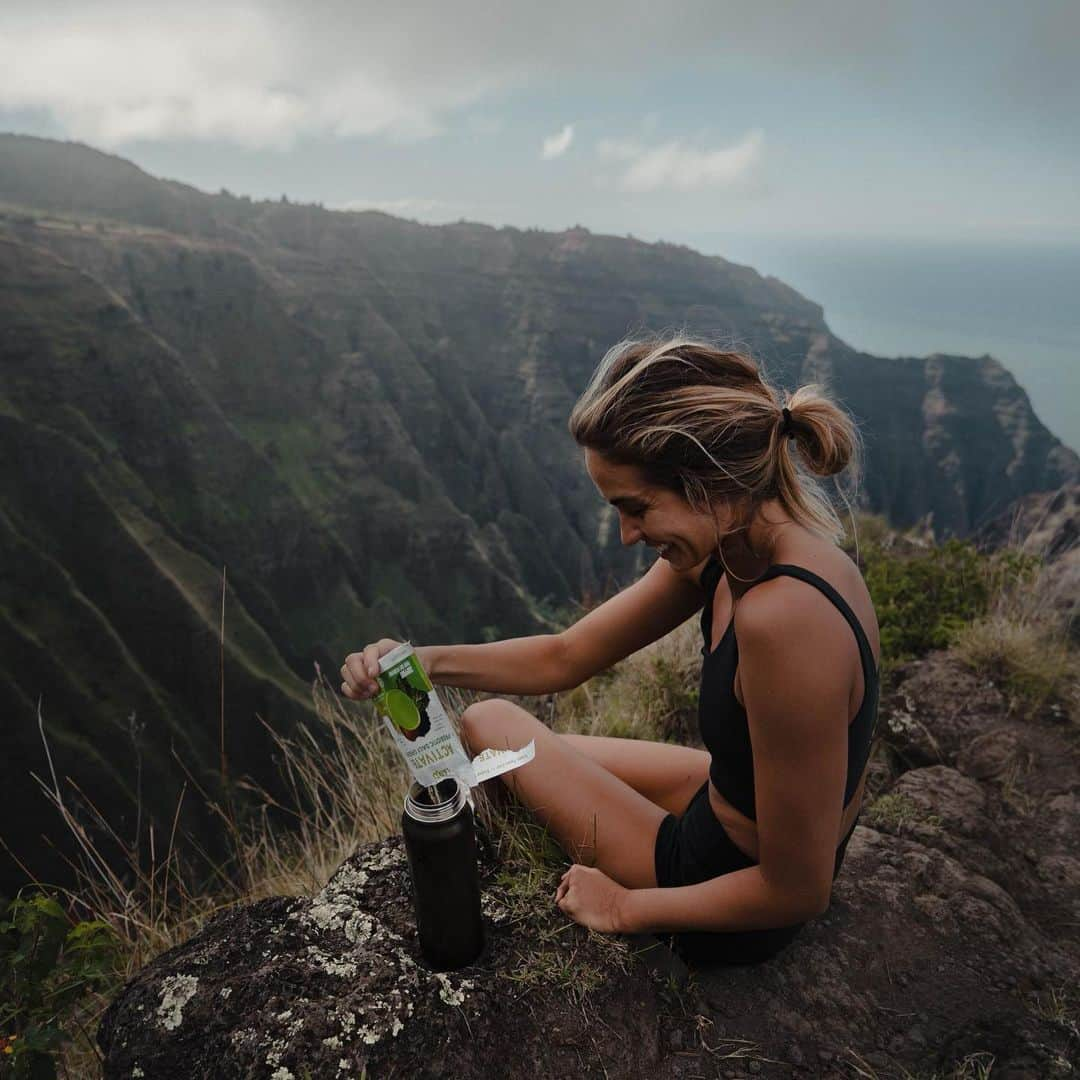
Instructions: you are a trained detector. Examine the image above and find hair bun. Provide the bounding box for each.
[782,386,857,477]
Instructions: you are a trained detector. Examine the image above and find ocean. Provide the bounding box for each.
[697,234,1080,454]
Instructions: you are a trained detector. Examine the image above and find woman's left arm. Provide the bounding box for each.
[559,586,853,934]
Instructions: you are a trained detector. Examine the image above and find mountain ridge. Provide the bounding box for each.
[2,132,1076,892]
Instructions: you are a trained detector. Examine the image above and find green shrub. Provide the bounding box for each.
[862,538,1039,667]
[0,893,120,1078]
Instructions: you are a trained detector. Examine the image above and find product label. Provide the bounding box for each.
[374,642,534,789]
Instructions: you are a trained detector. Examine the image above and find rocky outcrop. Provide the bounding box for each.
[97,836,677,1079]
[100,652,1080,1079]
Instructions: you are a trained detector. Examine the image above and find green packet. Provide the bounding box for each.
[374,642,534,789]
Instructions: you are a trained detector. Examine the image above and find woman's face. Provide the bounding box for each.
[584,448,728,569]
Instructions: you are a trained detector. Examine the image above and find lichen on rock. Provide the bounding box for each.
[155,974,199,1032]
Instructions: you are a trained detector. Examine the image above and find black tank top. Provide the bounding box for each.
[698,556,879,821]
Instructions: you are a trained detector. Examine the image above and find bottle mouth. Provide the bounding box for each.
[404,777,468,823]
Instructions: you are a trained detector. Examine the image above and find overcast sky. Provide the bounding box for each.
[2,1,1078,245]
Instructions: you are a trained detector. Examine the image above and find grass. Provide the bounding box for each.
[949,506,1078,722]
[855,537,1040,680]
[23,661,414,1078]
[478,816,565,928]
[32,660,656,1075]
[952,596,1078,724]
[997,746,1040,818]
[863,792,942,834]
[843,511,1078,717]
[504,945,608,1005]
[1028,986,1080,1042]
[844,1048,997,1079]
[548,618,701,744]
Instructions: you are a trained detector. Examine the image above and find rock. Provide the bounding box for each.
[1045,793,1080,844]
[892,765,988,835]
[1035,854,1080,919]
[872,765,1028,891]
[98,837,667,1079]
[881,654,1009,768]
[956,728,1024,780]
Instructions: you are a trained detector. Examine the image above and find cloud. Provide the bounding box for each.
[0,1,1075,149]
[541,123,574,159]
[335,197,452,220]
[598,131,764,193]
[0,2,511,148]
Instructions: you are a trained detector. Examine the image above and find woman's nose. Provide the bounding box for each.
[618,514,643,546]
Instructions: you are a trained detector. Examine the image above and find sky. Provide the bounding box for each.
[2,0,1078,245]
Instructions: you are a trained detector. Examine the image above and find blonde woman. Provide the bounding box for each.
[342,336,881,966]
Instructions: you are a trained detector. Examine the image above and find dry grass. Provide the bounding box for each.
[844,1047,997,1079]
[44,664,411,965]
[1028,985,1080,1041]
[232,665,412,898]
[37,662,424,1077]
[997,745,1040,818]
[550,617,701,744]
[952,612,1077,720]
[951,507,1078,722]
[863,792,942,834]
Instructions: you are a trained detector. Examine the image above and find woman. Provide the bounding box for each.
[341,336,880,966]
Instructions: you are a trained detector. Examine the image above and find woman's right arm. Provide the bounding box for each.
[342,555,707,700]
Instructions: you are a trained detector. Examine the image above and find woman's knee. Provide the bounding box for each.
[460,698,512,751]
[460,698,539,754]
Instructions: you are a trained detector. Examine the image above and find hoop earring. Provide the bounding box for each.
[712,518,760,584]
[715,544,759,584]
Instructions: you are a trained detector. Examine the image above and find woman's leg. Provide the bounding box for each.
[461,699,672,889]
[557,733,709,817]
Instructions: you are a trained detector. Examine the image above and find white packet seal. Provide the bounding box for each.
[467,740,536,784]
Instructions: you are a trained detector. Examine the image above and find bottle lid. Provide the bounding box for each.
[404,777,468,823]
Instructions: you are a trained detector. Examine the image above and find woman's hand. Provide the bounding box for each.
[341,639,403,700]
[554,865,631,933]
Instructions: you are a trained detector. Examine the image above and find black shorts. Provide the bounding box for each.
[653,782,856,967]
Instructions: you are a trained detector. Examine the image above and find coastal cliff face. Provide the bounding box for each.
[2,133,1076,891]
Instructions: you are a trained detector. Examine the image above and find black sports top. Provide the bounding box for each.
[698,556,879,821]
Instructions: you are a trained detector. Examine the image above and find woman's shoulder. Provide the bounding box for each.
[735,546,879,663]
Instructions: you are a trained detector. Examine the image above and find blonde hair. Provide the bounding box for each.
[567,334,862,546]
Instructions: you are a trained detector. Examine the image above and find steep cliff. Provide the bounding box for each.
[2,133,1076,892]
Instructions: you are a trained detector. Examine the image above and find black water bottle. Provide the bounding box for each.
[401,777,485,970]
